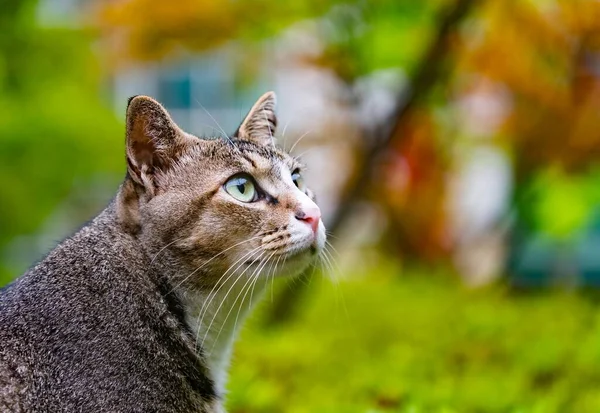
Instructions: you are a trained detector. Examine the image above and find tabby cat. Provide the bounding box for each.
[0,92,325,412]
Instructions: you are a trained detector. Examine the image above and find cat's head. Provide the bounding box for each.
[117,92,326,288]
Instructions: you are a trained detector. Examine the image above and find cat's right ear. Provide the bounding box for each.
[235,91,277,147]
[124,95,195,195]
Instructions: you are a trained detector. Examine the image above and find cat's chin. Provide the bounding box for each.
[242,245,320,280]
[272,246,321,279]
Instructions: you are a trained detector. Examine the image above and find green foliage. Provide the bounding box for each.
[359,1,443,75]
[228,265,600,412]
[0,1,123,283]
[98,0,446,82]
[518,168,600,240]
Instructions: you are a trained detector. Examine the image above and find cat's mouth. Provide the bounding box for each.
[242,243,319,269]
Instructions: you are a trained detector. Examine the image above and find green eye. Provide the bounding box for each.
[291,170,305,191]
[224,175,258,202]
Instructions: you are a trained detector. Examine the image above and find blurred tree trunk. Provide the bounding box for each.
[267,0,479,325]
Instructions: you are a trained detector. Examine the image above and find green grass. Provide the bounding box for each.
[227,264,600,412]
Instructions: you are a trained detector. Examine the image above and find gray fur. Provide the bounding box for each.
[0,93,325,412]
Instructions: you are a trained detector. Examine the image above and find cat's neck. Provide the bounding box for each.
[178,276,268,395]
[99,201,268,395]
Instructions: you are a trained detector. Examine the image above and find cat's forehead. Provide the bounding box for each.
[199,138,301,172]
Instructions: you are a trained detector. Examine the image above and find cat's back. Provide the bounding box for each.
[0,207,144,355]
[0,208,216,412]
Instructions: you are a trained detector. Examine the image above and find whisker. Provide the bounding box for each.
[193,245,263,342]
[281,120,291,151]
[289,130,313,154]
[332,269,350,327]
[320,246,350,326]
[198,246,264,329]
[269,256,282,302]
[227,252,276,348]
[322,243,341,276]
[194,97,231,143]
[319,248,332,273]
[195,123,229,137]
[194,244,263,333]
[325,239,341,257]
[261,253,277,304]
[293,147,316,160]
[202,250,268,352]
[209,263,262,353]
[168,236,262,295]
[249,253,273,307]
[325,230,340,240]
[150,236,184,264]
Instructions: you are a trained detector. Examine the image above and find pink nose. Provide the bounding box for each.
[295,206,321,234]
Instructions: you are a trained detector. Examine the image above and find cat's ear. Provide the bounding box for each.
[235,91,277,147]
[125,95,196,194]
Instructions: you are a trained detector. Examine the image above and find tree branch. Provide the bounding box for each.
[267,0,480,325]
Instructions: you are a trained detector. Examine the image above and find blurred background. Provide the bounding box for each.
[4,0,600,411]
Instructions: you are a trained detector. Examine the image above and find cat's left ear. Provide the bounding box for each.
[118,96,197,233]
[124,95,196,193]
[235,91,277,147]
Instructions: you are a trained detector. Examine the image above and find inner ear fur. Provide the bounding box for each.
[235,91,278,147]
[125,95,196,193]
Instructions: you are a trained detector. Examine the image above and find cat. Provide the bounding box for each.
[0,92,326,412]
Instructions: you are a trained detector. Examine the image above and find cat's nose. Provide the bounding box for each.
[295,206,321,234]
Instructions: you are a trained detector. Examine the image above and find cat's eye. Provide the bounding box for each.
[291,170,306,191]
[224,175,258,203]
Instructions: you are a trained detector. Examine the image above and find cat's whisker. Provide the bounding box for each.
[195,123,229,137]
[269,255,282,302]
[248,254,270,308]
[194,244,264,337]
[325,230,340,240]
[150,236,184,264]
[272,255,285,301]
[310,259,319,277]
[194,97,231,143]
[197,246,264,327]
[293,147,316,161]
[208,259,263,354]
[230,275,261,342]
[233,253,270,327]
[289,130,313,155]
[317,249,338,310]
[267,258,275,302]
[318,248,330,272]
[258,252,279,303]
[193,245,263,341]
[195,247,264,352]
[319,246,349,326]
[321,241,339,270]
[323,248,336,278]
[201,250,267,352]
[267,255,285,302]
[325,239,341,258]
[226,252,276,351]
[281,120,291,150]
[332,270,350,328]
[322,247,339,282]
[168,236,262,295]
[330,252,343,282]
